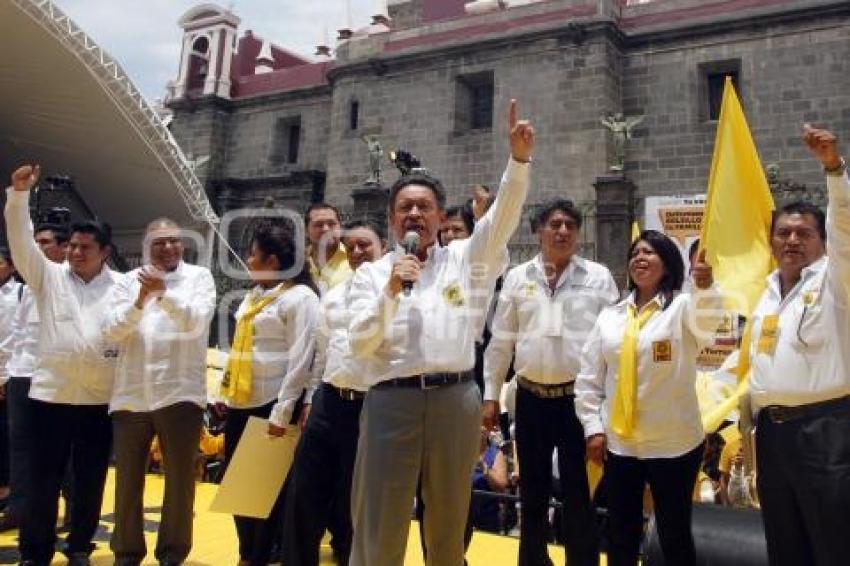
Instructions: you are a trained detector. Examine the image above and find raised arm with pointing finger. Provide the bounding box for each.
[349,99,534,363]
[345,100,535,566]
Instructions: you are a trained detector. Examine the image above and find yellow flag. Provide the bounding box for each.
[700,77,774,433]
[699,76,774,317]
[631,220,641,243]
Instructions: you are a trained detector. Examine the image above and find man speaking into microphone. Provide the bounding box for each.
[348,99,534,566]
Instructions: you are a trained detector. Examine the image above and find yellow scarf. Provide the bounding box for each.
[221,283,291,404]
[611,299,660,438]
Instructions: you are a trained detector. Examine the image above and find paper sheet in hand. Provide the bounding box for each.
[209,416,299,518]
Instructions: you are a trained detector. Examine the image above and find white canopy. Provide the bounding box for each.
[0,0,218,237]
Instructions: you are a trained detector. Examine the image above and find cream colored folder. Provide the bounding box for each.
[209,416,299,518]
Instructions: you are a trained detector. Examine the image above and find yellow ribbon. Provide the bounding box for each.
[221,283,291,404]
[611,300,660,438]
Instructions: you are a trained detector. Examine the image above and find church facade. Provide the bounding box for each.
[167,0,850,278]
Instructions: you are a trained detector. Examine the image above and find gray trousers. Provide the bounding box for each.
[350,380,481,566]
[111,402,204,565]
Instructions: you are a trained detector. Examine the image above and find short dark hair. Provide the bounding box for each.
[530,198,583,232]
[35,223,70,244]
[389,172,447,211]
[343,219,385,241]
[771,201,826,242]
[445,204,474,235]
[70,220,112,249]
[251,220,319,297]
[304,203,341,226]
[688,238,700,263]
[0,246,11,265]
[628,229,685,308]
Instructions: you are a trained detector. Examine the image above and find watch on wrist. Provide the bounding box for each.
[825,157,846,176]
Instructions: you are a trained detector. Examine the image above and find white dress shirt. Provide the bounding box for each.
[749,171,850,411]
[3,285,38,379]
[311,275,381,399]
[225,284,320,428]
[576,289,721,458]
[483,254,618,401]
[5,189,120,405]
[103,261,216,413]
[348,158,530,385]
[0,278,22,382]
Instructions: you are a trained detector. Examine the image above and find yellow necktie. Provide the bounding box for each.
[611,300,660,438]
[221,283,290,404]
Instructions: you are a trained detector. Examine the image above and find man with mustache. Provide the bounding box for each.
[102,218,216,566]
[347,99,534,566]
[484,198,617,566]
[749,124,850,566]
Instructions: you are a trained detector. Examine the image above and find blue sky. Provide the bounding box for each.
[57,0,378,100]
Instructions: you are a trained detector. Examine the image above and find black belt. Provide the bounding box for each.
[762,395,850,424]
[374,371,475,390]
[327,382,366,401]
[516,375,575,398]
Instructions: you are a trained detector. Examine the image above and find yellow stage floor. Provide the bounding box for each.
[0,469,579,565]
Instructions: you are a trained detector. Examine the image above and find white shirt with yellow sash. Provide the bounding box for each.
[226,284,320,428]
[576,289,722,458]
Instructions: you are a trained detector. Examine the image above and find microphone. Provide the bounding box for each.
[401,231,420,296]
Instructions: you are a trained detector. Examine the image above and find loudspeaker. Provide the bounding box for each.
[643,504,767,565]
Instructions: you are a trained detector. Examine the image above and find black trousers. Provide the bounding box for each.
[756,400,850,566]
[223,401,283,566]
[0,395,8,489]
[605,443,703,566]
[20,400,112,564]
[515,386,599,566]
[6,377,33,520]
[282,383,363,566]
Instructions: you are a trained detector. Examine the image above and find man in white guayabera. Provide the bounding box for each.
[347,99,534,566]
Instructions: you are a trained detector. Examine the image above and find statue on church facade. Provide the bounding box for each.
[600,112,644,172]
[361,134,383,184]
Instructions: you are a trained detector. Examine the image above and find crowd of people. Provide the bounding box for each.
[0,99,847,566]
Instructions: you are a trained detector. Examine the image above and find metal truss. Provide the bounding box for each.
[10,0,220,225]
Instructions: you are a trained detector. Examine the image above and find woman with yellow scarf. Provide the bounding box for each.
[575,230,718,566]
[220,221,320,566]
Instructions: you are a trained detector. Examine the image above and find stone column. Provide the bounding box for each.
[203,27,222,96]
[594,175,635,287]
[351,182,389,238]
[217,27,236,99]
[174,34,194,99]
